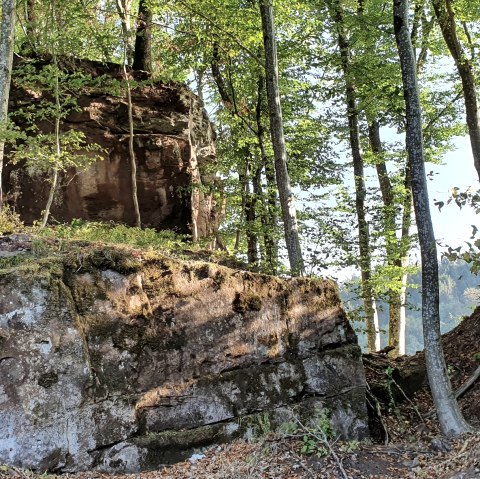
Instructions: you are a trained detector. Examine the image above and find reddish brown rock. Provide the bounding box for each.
[4,59,218,238]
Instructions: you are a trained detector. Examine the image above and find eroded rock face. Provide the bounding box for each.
[0,247,368,472]
[4,59,218,238]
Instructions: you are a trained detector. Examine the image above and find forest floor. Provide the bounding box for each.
[1,234,480,478]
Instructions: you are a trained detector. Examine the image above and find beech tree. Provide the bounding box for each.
[329,0,380,351]
[393,0,471,434]
[431,0,480,182]
[259,0,304,276]
[0,0,16,210]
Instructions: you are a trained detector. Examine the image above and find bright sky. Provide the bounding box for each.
[428,136,479,249]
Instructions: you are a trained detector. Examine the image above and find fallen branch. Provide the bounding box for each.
[455,365,480,400]
[424,365,480,419]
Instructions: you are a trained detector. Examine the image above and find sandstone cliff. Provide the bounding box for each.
[0,237,368,472]
[3,59,218,238]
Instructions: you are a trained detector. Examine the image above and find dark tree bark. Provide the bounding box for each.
[255,75,278,275]
[0,0,16,210]
[331,0,379,351]
[132,0,152,73]
[394,0,471,434]
[431,0,480,182]
[259,0,304,276]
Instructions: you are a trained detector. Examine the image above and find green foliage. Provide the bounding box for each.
[0,205,24,234]
[342,259,478,354]
[37,220,191,252]
[11,129,104,177]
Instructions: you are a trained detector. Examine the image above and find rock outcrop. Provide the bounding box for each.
[0,241,368,472]
[3,59,218,238]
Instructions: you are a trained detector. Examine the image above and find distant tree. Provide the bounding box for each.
[393,0,471,435]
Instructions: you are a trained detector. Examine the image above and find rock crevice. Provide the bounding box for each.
[0,247,368,472]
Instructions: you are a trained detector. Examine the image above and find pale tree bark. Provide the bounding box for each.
[368,121,412,356]
[431,0,480,182]
[115,0,134,66]
[394,0,471,434]
[0,0,16,211]
[259,0,304,276]
[331,0,379,351]
[123,59,141,228]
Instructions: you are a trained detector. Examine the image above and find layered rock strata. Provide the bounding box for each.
[0,244,368,472]
[4,59,218,238]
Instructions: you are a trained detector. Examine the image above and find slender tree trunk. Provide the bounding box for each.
[256,74,278,274]
[132,0,152,73]
[368,120,413,356]
[116,0,141,227]
[431,0,480,182]
[115,0,134,66]
[123,60,141,228]
[332,0,379,351]
[394,0,471,434]
[259,0,304,276]
[0,0,16,211]
[41,63,61,229]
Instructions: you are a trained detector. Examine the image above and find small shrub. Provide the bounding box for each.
[0,205,24,234]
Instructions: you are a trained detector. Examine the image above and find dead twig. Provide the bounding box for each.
[291,415,349,479]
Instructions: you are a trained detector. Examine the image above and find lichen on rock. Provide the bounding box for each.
[0,244,369,472]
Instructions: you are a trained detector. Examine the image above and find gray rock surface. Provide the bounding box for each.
[0,247,369,472]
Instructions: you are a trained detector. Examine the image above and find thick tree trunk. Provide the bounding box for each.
[24,0,37,51]
[0,0,16,210]
[132,0,152,73]
[259,0,304,276]
[394,0,471,434]
[431,0,480,182]
[332,0,379,351]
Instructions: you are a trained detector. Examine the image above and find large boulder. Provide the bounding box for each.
[3,58,218,239]
[0,242,368,472]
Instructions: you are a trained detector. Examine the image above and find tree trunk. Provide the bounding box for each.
[123,39,142,228]
[368,120,413,356]
[431,0,480,182]
[259,0,304,276]
[256,74,278,274]
[393,0,471,434]
[332,0,379,351]
[0,0,16,211]
[24,0,37,51]
[132,0,152,73]
[123,61,141,228]
[41,65,61,229]
[115,0,134,66]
